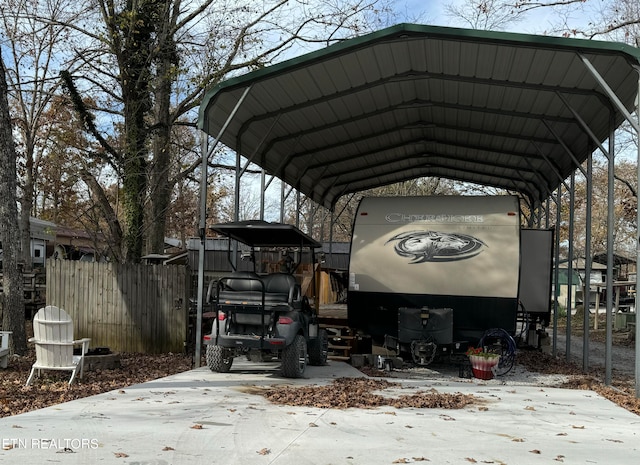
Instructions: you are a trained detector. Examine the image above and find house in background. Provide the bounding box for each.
[29,217,57,268]
[0,217,57,270]
[1,218,114,269]
[51,225,109,262]
[556,254,637,310]
[0,217,57,314]
[592,251,636,281]
[557,258,607,310]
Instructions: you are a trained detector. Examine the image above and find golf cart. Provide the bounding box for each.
[202,220,328,378]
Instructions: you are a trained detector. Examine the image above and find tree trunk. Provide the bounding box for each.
[149,54,173,254]
[148,3,177,254]
[19,146,34,270]
[0,53,27,354]
[149,126,171,255]
[117,2,158,263]
[121,128,147,263]
[19,199,33,269]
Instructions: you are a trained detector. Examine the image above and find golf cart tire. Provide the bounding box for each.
[206,345,233,373]
[308,329,328,366]
[282,334,307,378]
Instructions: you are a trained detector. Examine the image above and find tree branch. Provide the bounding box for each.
[59,70,122,167]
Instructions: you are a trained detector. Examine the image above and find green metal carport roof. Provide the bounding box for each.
[198,23,640,210]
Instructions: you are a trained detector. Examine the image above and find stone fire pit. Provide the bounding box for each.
[79,347,121,371]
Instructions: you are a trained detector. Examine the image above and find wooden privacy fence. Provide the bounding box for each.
[46,260,189,353]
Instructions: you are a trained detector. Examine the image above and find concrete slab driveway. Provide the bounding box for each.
[1,359,638,464]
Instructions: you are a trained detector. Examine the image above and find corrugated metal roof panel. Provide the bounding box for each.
[199,23,640,209]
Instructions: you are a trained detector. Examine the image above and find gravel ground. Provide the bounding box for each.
[554,331,636,377]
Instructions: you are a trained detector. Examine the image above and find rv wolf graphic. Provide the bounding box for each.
[386,230,486,263]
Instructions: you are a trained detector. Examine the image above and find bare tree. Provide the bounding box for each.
[49,0,398,262]
[0,0,85,269]
[508,0,640,39]
[0,53,27,354]
[445,0,527,30]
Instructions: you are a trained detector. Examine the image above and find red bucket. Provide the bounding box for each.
[472,368,494,380]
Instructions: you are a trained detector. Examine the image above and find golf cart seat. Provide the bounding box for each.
[217,271,262,302]
[224,271,262,291]
[218,271,301,307]
[263,273,301,305]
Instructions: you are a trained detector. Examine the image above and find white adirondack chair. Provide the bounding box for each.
[25,306,91,386]
[0,331,11,368]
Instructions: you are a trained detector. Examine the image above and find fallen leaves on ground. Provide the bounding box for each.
[0,351,192,418]
[517,350,640,416]
[1,334,639,418]
[260,378,476,409]
[393,458,430,463]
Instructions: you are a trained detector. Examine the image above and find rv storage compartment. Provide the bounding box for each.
[397,307,453,365]
[398,307,453,344]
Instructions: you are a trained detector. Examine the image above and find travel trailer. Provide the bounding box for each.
[347,195,551,362]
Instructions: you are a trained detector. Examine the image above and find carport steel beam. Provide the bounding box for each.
[197,24,640,395]
[581,56,640,394]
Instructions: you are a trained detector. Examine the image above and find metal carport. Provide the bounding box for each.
[195,23,640,393]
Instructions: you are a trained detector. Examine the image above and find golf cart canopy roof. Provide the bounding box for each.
[199,23,640,209]
[209,220,322,248]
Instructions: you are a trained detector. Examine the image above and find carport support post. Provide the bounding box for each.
[296,190,301,229]
[260,169,266,220]
[580,55,640,386]
[552,185,562,357]
[583,152,593,372]
[196,135,209,368]
[280,178,285,223]
[196,86,251,367]
[195,134,210,368]
[566,172,575,362]
[605,115,615,385]
[545,198,550,229]
[636,73,640,399]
